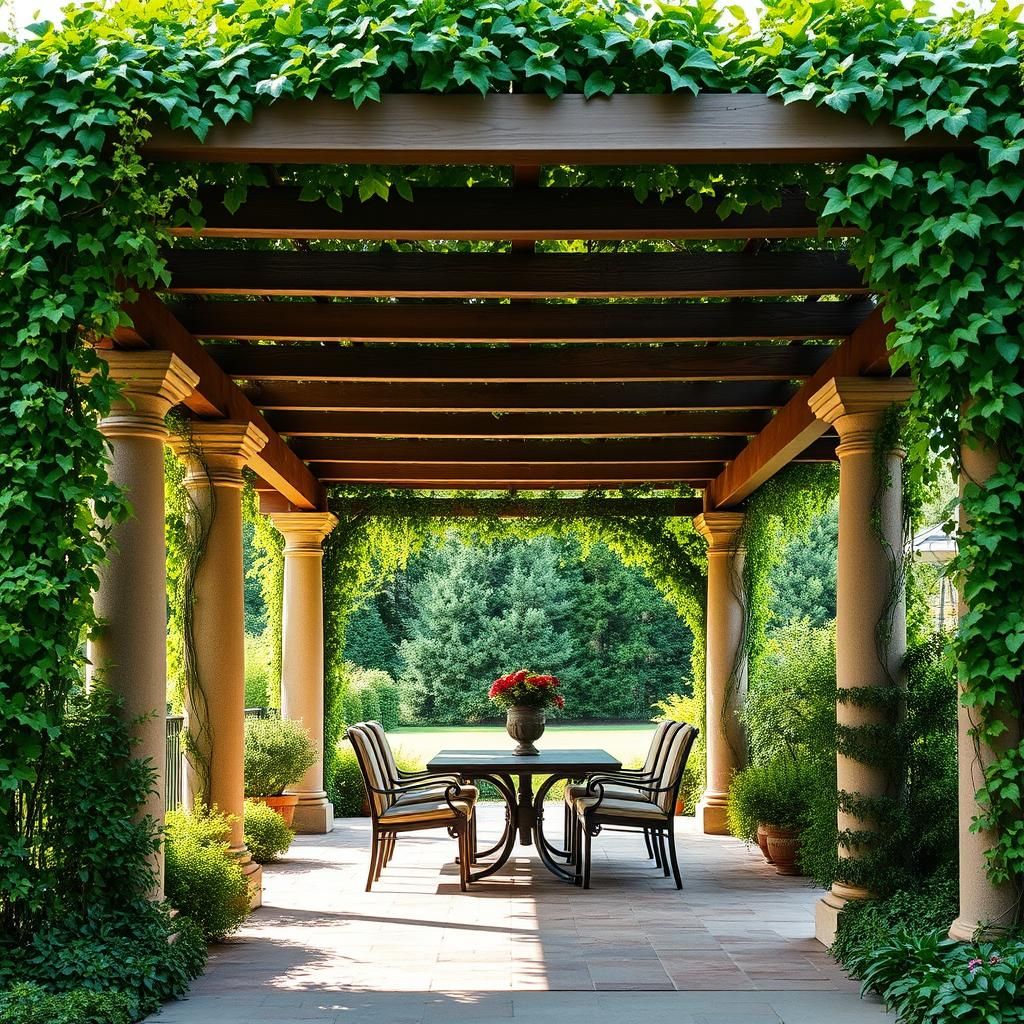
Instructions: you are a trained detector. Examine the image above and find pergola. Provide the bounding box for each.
[89,93,997,946]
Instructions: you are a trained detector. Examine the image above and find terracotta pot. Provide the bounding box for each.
[251,793,299,826]
[761,823,802,876]
[674,795,686,816]
[506,705,545,756]
[756,823,774,864]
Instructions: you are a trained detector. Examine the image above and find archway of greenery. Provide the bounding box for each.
[4,1,1024,1013]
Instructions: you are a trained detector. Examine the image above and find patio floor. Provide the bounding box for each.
[149,805,894,1023]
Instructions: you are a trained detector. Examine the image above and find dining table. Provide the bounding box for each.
[425,747,621,883]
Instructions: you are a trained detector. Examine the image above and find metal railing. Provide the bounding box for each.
[165,715,184,812]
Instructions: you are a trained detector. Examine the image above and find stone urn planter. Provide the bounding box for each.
[761,824,801,875]
[251,793,299,826]
[506,704,545,756]
[756,823,775,864]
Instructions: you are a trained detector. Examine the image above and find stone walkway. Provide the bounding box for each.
[149,806,893,1023]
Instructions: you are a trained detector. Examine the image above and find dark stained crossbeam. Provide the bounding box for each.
[290,437,750,464]
[143,94,970,166]
[206,343,834,383]
[307,464,723,486]
[164,250,867,299]
[174,299,876,343]
[264,410,773,438]
[327,497,705,518]
[247,380,797,412]
[171,187,851,242]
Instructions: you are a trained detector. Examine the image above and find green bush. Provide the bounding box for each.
[244,799,295,864]
[727,757,810,842]
[358,682,382,724]
[243,717,317,796]
[342,684,364,731]
[244,630,275,709]
[849,931,1024,1024]
[0,903,207,1021]
[0,984,134,1024]
[164,808,251,940]
[346,664,403,730]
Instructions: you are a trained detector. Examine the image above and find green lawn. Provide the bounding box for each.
[385,723,654,767]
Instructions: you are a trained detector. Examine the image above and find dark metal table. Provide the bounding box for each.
[426,748,621,883]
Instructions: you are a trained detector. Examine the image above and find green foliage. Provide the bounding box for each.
[768,503,838,628]
[848,930,1024,1024]
[0,984,133,1024]
[0,902,206,1021]
[727,757,812,841]
[243,717,317,797]
[244,630,274,709]
[328,741,367,817]
[344,601,399,677]
[243,799,294,864]
[164,807,250,941]
[346,664,401,730]
[652,691,704,811]
[242,480,284,709]
[831,867,959,971]
[357,679,382,724]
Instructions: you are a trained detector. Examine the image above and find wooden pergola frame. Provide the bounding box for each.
[115,93,965,514]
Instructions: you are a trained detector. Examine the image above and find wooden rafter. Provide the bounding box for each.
[704,309,894,509]
[290,436,838,465]
[171,187,854,242]
[207,343,834,383]
[142,94,970,166]
[246,380,798,412]
[118,292,325,511]
[327,497,704,518]
[173,298,876,343]
[163,250,867,299]
[307,464,723,486]
[264,409,773,438]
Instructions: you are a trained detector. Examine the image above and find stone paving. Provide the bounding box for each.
[148,806,894,1023]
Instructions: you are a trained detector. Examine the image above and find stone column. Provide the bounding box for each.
[270,511,339,835]
[809,376,914,945]
[693,512,748,836]
[90,351,199,899]
[172,421,267,905]
[949,438,1021,939]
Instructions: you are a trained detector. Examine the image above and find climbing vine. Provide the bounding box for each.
[2,0,1023,940]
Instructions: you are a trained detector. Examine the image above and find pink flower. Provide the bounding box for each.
[968,958,984,973]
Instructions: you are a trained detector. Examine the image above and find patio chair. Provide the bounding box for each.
[361,720,479,865]
[562,721,677,866]
[571,722,698,890]
[348,724,477,892]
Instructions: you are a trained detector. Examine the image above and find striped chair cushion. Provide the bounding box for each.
[572,795,668,822]
[380,798,475,824]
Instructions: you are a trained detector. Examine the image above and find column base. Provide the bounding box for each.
[240,854,263,910]
[815,883,870,946]
[695,793,731,835]
[290,794,335,835]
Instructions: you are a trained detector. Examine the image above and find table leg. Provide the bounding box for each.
[533,773,579,883]
[467,773,518,883]
[516,773,536,846]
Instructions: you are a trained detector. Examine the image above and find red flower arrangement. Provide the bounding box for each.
[488,670,565,712]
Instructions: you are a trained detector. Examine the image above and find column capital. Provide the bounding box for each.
[170,421,268,489]
[809,377,915,457]
[694,511,746,552]
[271,512,339,555]
[96,351,199,441]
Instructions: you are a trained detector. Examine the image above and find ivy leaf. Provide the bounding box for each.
[583,70,615,99]
[255,76,290,99]
[660,65,697,95]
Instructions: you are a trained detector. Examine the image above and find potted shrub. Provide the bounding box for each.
[243,717,317,825]
[727,758,810,875]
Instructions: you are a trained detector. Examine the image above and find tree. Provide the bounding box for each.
[344,599,399,676]
[768,502,838,629]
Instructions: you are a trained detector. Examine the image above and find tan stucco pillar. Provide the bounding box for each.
[809,377,914,945]
[172,421,267,905]
[949,437,1021,940]
[90,351,199,899]
[693,512,747,835]
[270,511,339,834]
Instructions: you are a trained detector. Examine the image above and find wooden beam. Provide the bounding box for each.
[174,298,876,343]
[143,94,970,166]
[206,343,834,383]
[120,292,325,511]
[247,380,798,412]
[326,497,704,518]
[170,187,854,242]
[705,309,893,509]
[164,250,867,299]
[290,437,748,464]
[264,409,773,438]
[308,464,722,486]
